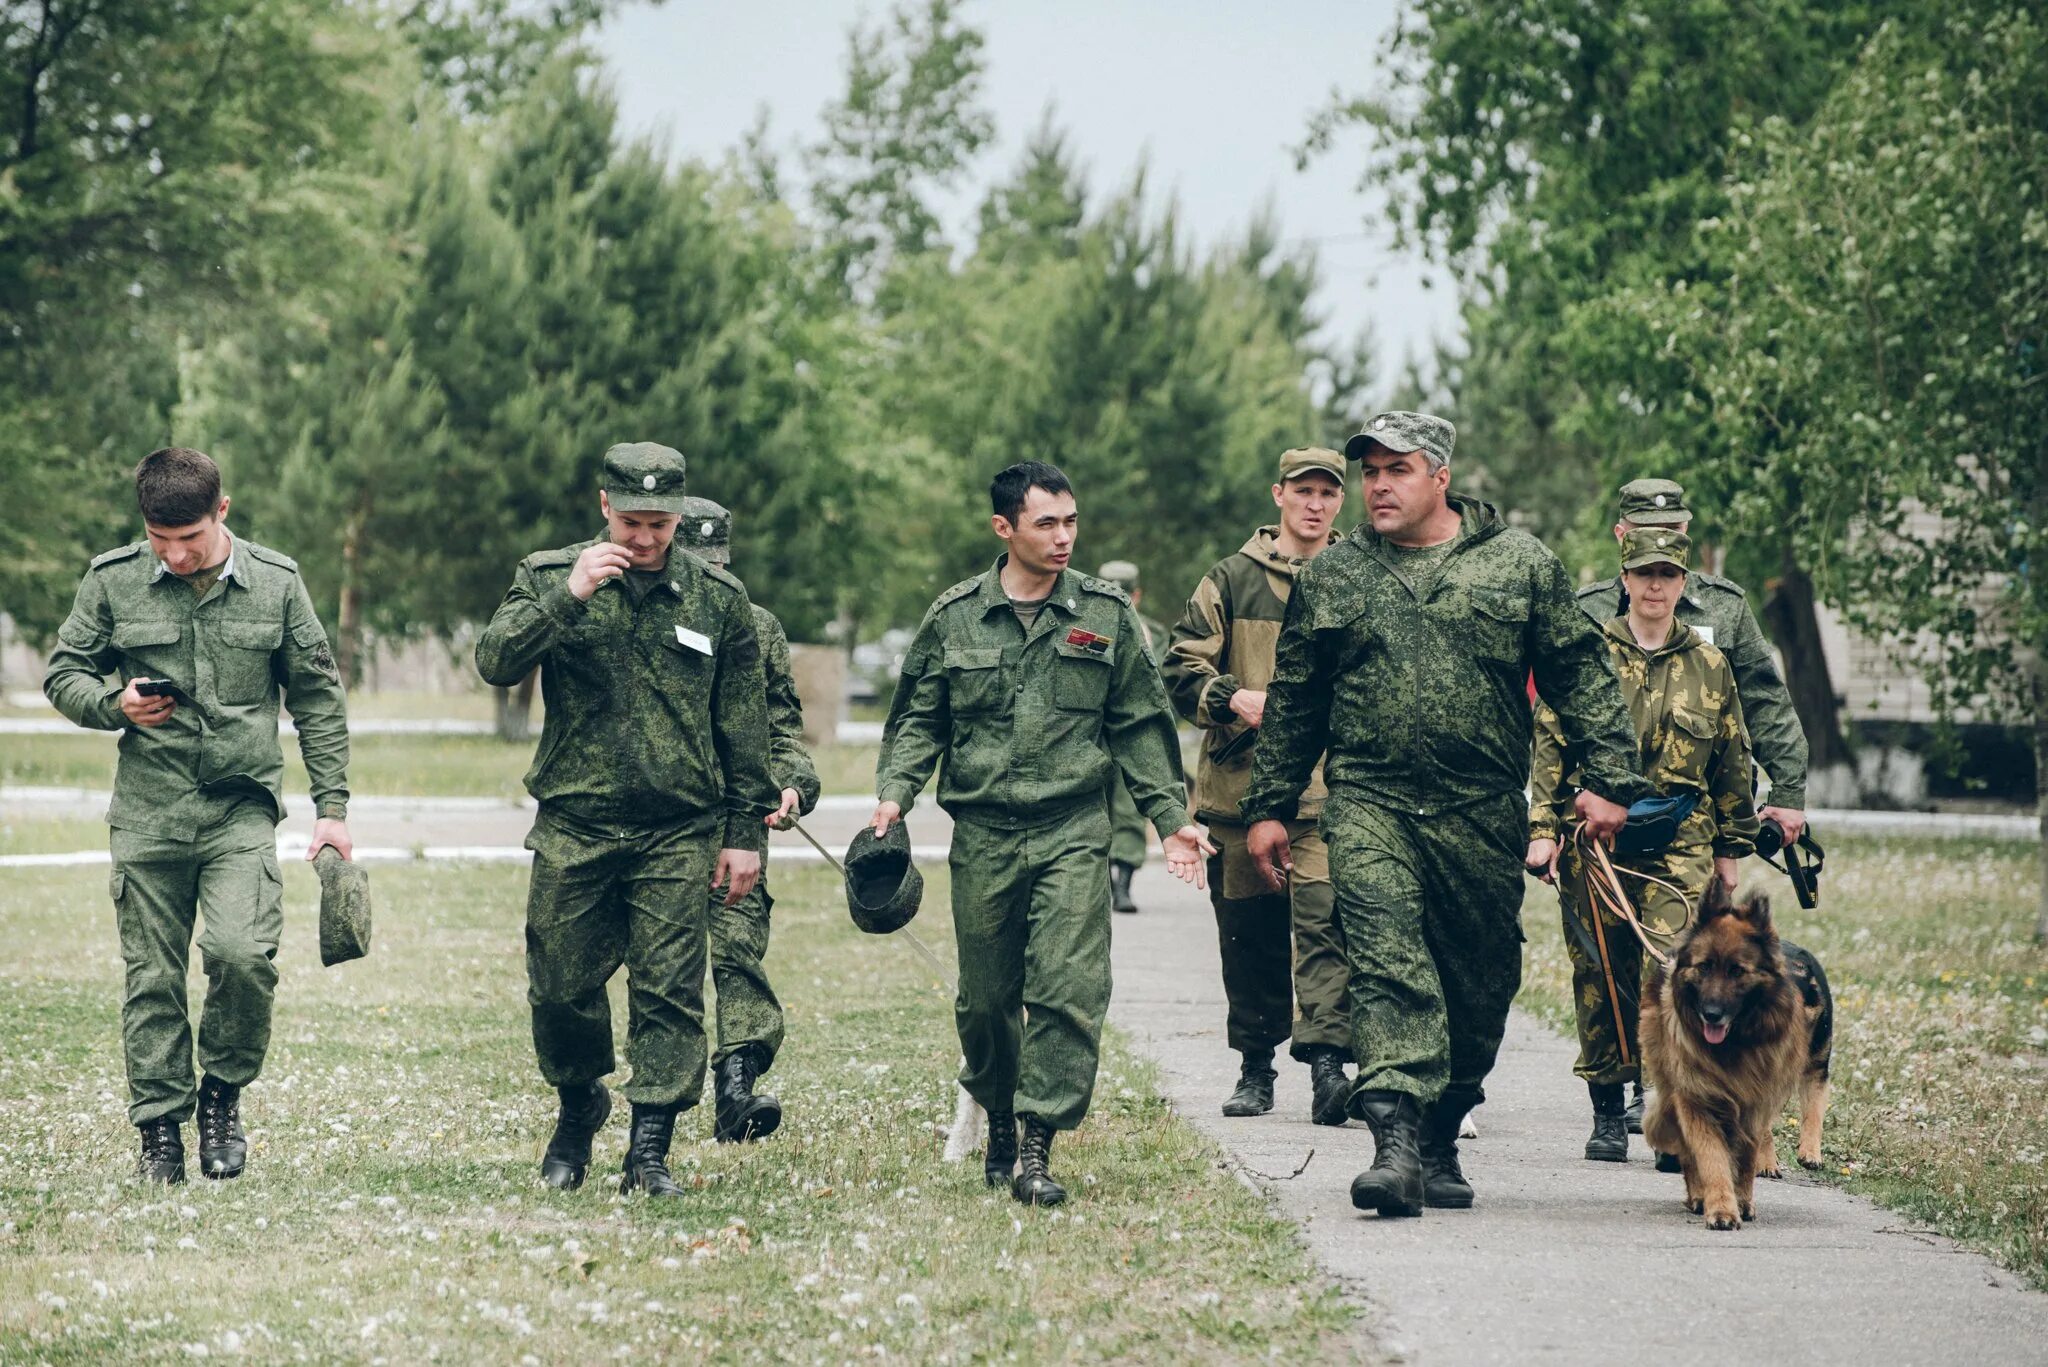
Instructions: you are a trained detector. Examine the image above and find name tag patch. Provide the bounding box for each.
[675,626,713,655]
[1695,626,1716,646]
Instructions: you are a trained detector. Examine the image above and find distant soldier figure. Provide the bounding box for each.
[1164,446,1352,1125]
[873,462,1212,1206]
[677,496,820,1143]
[1242,413,1648,1218]
[477,443,777,1199]
[44,447,355,1184]
[1095,559,1171,914]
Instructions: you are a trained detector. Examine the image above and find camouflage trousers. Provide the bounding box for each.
[1556,838,1712,1085]
[950,802,1114,1131]
[1207,821,1349,1062]
[1322,792,1527,1112]
[108,800,283,1126]
[523,806,718,1110]
[708,873,784,1071]
[1107,775,1149,868]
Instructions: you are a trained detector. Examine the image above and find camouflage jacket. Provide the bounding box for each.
[1577,571,1808,808]
[475,538,777,852]
[877,556,1189,834]
[753,602,821,817]
[1530,618,1760,857]
[1241,495,1650,823]
[42,533,351,838]
[1163,526,1329,824]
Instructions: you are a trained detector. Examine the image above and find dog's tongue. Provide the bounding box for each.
[1701,1020,1730,1045]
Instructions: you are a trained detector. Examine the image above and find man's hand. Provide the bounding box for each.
[1714,855,1740,891]
[869,800,902,837]
[1574,790,1629,843]
[307,818,354,862]
[1161,825,1218,889]
[1246,819,1292,893]
[1525,837,1560,884]
[120,678,176,728]
[712,848,762,906]
[568,542,633,601]
[766,788,802,830]
[1228,689,1267,728]
[1759,805,1806,845]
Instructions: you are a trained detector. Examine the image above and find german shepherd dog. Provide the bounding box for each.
[1641,884,1834,1229]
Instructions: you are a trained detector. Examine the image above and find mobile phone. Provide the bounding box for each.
[135,679,193,705]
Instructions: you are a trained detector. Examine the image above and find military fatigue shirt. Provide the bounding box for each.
[754,602,821,817]
[1576,571,1808,808]
[42,533,351,838]
[877,557,1189,834]
[1241,495,1651,823]
[1530,618,1759,856]
[475,538,777,852]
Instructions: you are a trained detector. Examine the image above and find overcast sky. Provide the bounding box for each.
[595,1,1462,393]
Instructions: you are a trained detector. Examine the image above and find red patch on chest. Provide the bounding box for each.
[1064,628,1111,654]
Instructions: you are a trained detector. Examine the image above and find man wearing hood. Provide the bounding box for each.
[1164,447,1352,1126]
[1241,413,1650,1219]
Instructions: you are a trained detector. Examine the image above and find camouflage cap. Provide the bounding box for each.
[314,846,372,967]
[602,442,688,513]
[1277,446,1347,484]
[1616,477,1689,526]
[843,820,924,935]
[1097,560,1140,592]
[1345,411,1456,467]
[1620,526,1691,573]
[678,496,732,565]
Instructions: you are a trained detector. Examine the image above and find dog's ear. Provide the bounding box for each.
[1698,879,1738,923]
[1739,890,1773,928]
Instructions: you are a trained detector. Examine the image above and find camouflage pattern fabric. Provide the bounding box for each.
[1107,610,1172,866]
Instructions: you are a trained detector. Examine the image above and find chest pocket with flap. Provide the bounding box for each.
[944,646,1005,715]
[212,618,283,705]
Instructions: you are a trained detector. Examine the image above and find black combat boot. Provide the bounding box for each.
[136,1117,186,1185]
[1012,1117,1067,1206]
[1419,1091,1478,1209]
[1221,1050,1276,1117]
[540,1081,611,1190]
[1110,861,1139,915]
[1308,1049,1351,1127]
[196,1076,247,1180]
[713,1047,782,1144]
[983,1102,1018,1187]
[1349,1091,1424,1217]
[1624,1082,1646,1135]
[619,1103,685,1198]
[1585,1082,1629,1163]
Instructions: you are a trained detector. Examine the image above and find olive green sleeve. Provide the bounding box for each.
[475,559,586,687]
[1103,601,1191,841]
[759,612,821,817]
[42,572,125,731]
[875,613,949,813]
[1709,679,1761,858]
[1719,598,1808,809]
[1163,571,1240,728]
[711,599,777,854]
[280,575,352,821]
[1528,557,1652,808]
[1240,583,1332,824]
[1528,699,1570,841]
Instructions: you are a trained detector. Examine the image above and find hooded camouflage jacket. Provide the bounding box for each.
[1530,617,1759,857]
[1241,495,1650,823]
[1164,526,1329,824]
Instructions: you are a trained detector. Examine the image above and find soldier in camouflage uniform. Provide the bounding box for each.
[873,462,1212,1206]
[1528,529,1759,1162]
[677,497,821,1144]
[477,443,777,1199]
[1096,559,1171,914]
[1241,413,1649,1218]
[43,447,354,1184]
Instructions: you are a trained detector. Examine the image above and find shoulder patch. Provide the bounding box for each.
[1691,570,1746,598]
[1080,576,1132,605]
[242,541,300,572]
[524,544,585,571]
[1577,576,1620,599]
[934,577,981,610]
[701,562,747,595]
[89,543,145,570]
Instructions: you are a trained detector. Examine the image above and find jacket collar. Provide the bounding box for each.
[973,555,1085,619]
[152,530,243,589]
[1602,614,1702,659]
[1242,525,1326,578]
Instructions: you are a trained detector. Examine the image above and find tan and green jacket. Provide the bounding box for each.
[1163,527,1328,825]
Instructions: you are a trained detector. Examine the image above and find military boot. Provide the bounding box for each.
[1349,1091,1424,1217]
[619,1104,685,1198]
[136,1118,186,1185]
[1221,1050,1276,1117]
[1624,1083,1646,1135]
[1419,1091,1478,1209]
[713,1047,782,1144]
[540,1081,611,1190]
[983,1103,1018,1188]
[1585,1082,1629,1163]
[1012,1117,1067,1206]
[196,1076,247,1180]
[1308,1049,1350,1127]
[1110,861,1139,915]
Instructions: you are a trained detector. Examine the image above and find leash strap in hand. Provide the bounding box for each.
[1576,828,1681,969]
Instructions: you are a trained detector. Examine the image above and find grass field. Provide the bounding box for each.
[0,861,1356,1363]
[1518,833,2048,1286]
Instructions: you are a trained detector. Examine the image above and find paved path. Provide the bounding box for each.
[1107,862,2048,1367]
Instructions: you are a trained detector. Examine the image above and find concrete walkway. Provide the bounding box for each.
[1108,862,2048,1367]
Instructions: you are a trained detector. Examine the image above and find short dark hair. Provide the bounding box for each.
[135,447,222,527]
[989,461,1073,524]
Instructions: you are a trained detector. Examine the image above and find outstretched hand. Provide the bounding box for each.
[1161,825,1217,889]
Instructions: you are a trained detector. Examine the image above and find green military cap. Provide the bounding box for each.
[602,442,688,513]
[1097,560,1140,592]
[1345,411,1456,467]
[678,496,732,565]
[314,846,372,967]
[1617,477,1689,526]
[1620,526,1691,572]
[1277,446,1346,483]
[843,821,924,935]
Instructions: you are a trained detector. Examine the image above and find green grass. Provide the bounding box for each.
[0,816,108,857]
[1519,833,2048,1286]
[0,861,1356,1362]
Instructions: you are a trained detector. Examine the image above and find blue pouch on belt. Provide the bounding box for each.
[1611,790,1701,857]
